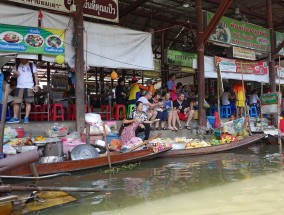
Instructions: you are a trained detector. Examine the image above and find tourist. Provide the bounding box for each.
[7,58,39,124]
[249,89,260,114]
[1,71,15,108]
[173,93,194,130]
[145,79,156,95]
[128,101,158,140]
[149,91,165,130]
[166,74,177,101]
[115,77,128,105]
[137,91,162,122]
[163,92,176,130]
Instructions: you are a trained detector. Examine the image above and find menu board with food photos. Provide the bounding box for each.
[0,24,65,56]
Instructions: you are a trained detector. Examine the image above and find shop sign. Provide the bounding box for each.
[0,24,65,55]
[180,67,195,74]
[232,46,256,60]
[276,65,284,79]
[153,58,161,72]
[275,31,284,56]
[8,0,119,23]
[260,93,279,114]
[143,71,160,78]
[207,11,270,52]
[166,50,197,68]
[215,56,268,75]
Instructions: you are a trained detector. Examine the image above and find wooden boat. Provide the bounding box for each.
[1,147,171,177]
[159,133,266,158]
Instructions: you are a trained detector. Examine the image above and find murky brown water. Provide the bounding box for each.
[26,143,284,214]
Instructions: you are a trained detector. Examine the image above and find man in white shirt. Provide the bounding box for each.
[249,89,260,115]
[137,91,161,121]
[7,58,39,124]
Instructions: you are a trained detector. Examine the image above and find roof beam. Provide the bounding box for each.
[203,0,233,43]
[119,0,149,18]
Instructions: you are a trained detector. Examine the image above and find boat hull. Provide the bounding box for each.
[2,148,171,176]
[159,134,266,158]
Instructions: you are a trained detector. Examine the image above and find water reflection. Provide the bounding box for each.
[28,144,284,215]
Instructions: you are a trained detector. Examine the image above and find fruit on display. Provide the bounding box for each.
[34,136,46,141]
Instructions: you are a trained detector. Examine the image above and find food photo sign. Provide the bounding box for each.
[0,24,65,55]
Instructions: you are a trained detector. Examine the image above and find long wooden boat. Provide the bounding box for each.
[159,134,266,158]
[1,147,171,177]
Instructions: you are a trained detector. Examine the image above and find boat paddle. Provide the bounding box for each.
[123,133,161,153]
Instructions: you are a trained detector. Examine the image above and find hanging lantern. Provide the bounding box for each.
[56,55,65,64]
[111,70,118,80]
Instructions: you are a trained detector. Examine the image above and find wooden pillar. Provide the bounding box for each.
[267,0,276,92]
[46,62,51,91]
[196,0,206,126]
[100,68,104,94]
[74,0,85,132]
[161,31,168,88]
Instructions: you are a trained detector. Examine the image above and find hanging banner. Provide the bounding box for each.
[215,56,268,75]
[260,93,279,114]
[207,11,270,52]
[275,31,284,56]
[232,46,256,60]
[8,0,119,23]
[0,24,65,55]
[166,50,197,68]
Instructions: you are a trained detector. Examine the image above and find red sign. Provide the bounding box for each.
[216,56,268,75]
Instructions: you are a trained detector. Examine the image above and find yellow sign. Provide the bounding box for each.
[180,67,195,74]
[143,71,160,78]
[233,46,256,60]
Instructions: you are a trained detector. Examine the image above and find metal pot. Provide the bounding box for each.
[39,156,64,163]
[43,140,63,157]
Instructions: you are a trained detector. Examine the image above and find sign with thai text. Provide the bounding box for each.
[232,46,256,60]
[0,24,65,55]
[207,11,270,52]
[8,0,119,23]
[275,31,284,56]
[166,50,197,68]
[215,56,268,75]
[260,93,279,114]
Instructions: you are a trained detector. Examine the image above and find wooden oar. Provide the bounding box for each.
[103,123,112,168]
[123,133,161,153]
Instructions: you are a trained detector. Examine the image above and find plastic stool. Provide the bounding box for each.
[68,104,76,120]
[0,104,12,121]
[30,105,42,121]
[112,104,125,120]
[220,105,231,118]
[100,105,110,120]
[50,103,65,121]
[41,105,49,121]
[249,106,258,117]
[127,104,136,117]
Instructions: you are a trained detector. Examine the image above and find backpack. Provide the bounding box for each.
[16,62,36,86]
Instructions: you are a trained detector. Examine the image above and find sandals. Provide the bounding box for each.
[185,126,191,130]
[179,126,183,130]
[161,127,167,130]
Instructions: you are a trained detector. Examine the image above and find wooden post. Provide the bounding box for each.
[277,57,282,148]
[74,0,85,133]
[196,0,206,126]
[0,84,11,154]
[103,123,112,168]
[46,62,51,91]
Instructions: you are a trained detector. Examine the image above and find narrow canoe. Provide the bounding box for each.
[159,134,266,158]
[1,147,171,176]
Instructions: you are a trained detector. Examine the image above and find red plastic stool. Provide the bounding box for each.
[100,105,110,120]
[50,103,65,121]
[41,105,49,121]
[30,105,42,121]
[112,104,125,120]
[68,104,76,120]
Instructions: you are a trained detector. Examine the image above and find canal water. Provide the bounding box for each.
[31,143,284,215]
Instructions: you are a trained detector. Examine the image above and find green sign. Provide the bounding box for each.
[207,12,270,52]
[260,93,278,105]
[275,31,284,56]
[166,50,197,67]
[0,24,65,56]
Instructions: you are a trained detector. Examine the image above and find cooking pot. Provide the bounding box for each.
[43,140,63,157]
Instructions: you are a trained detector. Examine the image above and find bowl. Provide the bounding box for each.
[39,156,64,163]
[172,143,186,150]
[13,145,38,153]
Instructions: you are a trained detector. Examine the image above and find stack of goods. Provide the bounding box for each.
[211,129,249,145]
[45,123,68,137]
